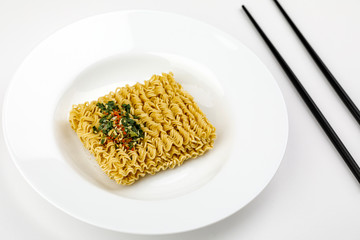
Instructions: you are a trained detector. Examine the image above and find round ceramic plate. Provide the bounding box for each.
[3,11,288,234]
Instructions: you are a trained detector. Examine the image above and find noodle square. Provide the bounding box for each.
[69,72,216,185]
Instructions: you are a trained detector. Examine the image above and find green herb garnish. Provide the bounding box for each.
[93,101,144,151]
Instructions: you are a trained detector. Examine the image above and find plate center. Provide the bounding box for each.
[54,53,233,200]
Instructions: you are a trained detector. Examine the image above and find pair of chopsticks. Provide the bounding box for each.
[242,0,360,184]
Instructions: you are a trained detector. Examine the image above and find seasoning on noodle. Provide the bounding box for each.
[93,101,144,150]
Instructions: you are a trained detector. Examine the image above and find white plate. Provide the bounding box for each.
[3,11,288,234]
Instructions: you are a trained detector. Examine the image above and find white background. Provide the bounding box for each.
[1,0,360,239]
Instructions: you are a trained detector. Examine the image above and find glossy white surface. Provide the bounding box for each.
[3,11,287,234]
[1,0,360,239]
[54,53,231,201]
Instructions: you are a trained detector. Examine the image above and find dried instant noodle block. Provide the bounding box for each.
[69,72,216,185]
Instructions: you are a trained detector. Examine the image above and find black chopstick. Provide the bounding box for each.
[273,0,360,126]
[241,5,360,184]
